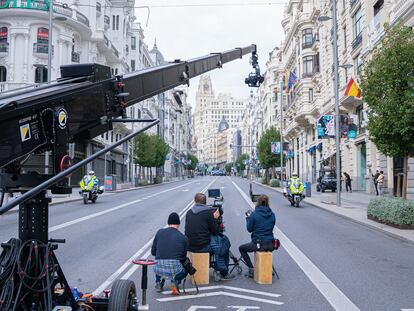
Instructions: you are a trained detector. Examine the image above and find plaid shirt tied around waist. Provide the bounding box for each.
[153,259,184,279]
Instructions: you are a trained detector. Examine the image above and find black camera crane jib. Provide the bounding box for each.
[0,45,262,311]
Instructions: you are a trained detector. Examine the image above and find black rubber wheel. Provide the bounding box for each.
[321,187,325,193]
[92,197,97,203]
[332,188,336,193]
[295,201,300,208]
[108,279,137,311]
[316,186,320,192]
[83,194,88,204]
[290,202,294,207]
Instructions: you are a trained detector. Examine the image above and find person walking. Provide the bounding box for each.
[372,170,380,196]
[376,171,385,196]
[344,172,352,193]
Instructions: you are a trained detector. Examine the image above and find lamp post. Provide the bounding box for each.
[318,4,341,207]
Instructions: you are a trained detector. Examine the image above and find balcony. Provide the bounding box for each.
[71,51,80,63]
[352,33,362,50]
[302,72,313,79]
[33,43,54,58]
[0,42,9,55]
[104,15,110,30]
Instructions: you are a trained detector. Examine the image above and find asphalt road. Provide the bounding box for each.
[0,176,413,311]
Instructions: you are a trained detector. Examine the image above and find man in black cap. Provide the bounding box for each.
[151,212,188,295]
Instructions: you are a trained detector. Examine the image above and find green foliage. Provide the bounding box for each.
[236,154,249,172]
[361,25,414,158]
[154,176,163,184]
[224,163,233,174]
[269,179,280,187]
[187,154,199,171]
[133,133,170,169]
[368,197,414,225]
[257,127,281,169]
[259,177,267,184]
[138,179,149,186]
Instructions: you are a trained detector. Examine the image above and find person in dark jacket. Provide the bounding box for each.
[185,193,234,280]
[239,195,276,278]
[151,212,188,295]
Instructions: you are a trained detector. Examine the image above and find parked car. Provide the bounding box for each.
[316,170,337,192]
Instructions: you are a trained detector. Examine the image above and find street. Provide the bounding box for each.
[1,177,413,311]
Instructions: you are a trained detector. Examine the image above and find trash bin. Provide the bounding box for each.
[305,182,311,197]
[104,175,117,191]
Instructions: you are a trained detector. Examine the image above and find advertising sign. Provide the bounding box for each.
[271,141,281,154]
[340,115,358,140]
[317,115,335,139]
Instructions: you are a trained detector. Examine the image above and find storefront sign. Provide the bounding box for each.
[0,0,52,11]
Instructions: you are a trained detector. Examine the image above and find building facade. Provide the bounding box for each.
[193,75,247,166]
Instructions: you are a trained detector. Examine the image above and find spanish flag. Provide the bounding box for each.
[344,78,361,98]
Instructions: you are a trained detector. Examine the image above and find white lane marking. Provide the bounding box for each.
[92,239,152,296]
[49,182,194,233]
[120,248,151,280]
[188,307,217,311]
[232,180,360,311]
[157,291,283,305]
[227,307,260,310]
[402,309,414,310]
[161,285,281,298]
[93,178,217,295]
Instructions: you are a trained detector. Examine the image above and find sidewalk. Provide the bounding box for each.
[252,181,414,245]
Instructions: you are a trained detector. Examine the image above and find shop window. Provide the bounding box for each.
[34,66,47,83]
[0,27,8,52]
[0,66,6,82]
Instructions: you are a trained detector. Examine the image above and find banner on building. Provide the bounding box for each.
[282,142,290,155]
[340,115,358,140]
[317,115,335,139]
[271,141,281,154]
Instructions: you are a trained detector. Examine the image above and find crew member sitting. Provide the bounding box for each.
[238,195,276,278]
[185,193,234,280]
[151,212,188,295]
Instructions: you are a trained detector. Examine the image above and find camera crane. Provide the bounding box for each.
[0,45,262,311]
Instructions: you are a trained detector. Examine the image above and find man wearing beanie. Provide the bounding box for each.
[151,212,188,295]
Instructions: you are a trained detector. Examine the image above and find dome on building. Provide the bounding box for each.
[218,117,230,133]
[149,39,165,64]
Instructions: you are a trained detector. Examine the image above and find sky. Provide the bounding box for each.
[134,0,287,107]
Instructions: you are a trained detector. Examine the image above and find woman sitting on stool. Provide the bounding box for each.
[239,195,276,278]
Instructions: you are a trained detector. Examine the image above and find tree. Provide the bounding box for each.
[236,154,249,174]
[257,126,281,181]
[187,154,199,171]
[153,135,170,171]
[360,25,414,199]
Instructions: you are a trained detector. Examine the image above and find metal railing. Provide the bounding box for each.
[352,33,362,50]
[0,42,9,53]
[33,43,53,54]
[76,11,89,27]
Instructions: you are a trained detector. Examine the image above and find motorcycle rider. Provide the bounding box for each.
[80,171,99,193]
[284,172,304,204]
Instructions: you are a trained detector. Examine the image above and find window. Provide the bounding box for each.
[344,67,349,83]
[0,27,8,53]
[131,60,135,71]
[374,0,384,16]
[354,55,363,76]
[302,56,313,76]
[302,29,313,48]
[356,105,365,134]
[105,132,108,140]
[353,7,363,39]
[343,25,347,49]
[309,88,314,103]
[131,37,136,50]
[112,16,116,30]
[116,15,119,30]
[313,53,320,74]
[34,66,47,83]
[0,66,6,82]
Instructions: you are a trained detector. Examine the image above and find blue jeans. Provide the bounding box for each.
[196,244,229,277]
[155,268,188,285]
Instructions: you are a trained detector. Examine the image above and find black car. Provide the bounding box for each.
[316,170,337,192]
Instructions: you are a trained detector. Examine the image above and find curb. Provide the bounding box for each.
[4,178,190,215]
[251,180,414,246]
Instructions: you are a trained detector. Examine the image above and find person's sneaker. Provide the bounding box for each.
[220,273,236,281]
[244,268,254,278]
[169,284,180,296]
[155,279,165,293]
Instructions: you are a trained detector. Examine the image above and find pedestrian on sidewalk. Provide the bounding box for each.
[239,195,276,278]
[151,212,189,295]
[372,170,380,196]
[344,172,352,193]
[376,171,385,196]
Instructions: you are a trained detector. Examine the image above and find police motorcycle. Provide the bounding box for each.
[79,171,104,204]
[283,173,305,208]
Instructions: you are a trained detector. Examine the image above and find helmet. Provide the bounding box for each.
[88,170,95,175]
[292,172,298,178]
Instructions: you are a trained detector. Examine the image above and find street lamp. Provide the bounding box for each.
[318,6,341,206]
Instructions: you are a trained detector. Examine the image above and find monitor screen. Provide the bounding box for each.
[208,189,221,198]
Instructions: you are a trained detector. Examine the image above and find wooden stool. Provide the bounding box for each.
[188,252,210,285]
[254,252,273,284]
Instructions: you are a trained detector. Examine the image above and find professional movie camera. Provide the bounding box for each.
[244,52,264,87]
[208,188,225,233]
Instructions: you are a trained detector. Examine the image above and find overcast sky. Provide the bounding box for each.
[135,0,287,107]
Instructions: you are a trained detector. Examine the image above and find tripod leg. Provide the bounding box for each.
[272,265,280,279]
[50,252,78,307]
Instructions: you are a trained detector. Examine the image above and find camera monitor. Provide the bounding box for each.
[208,188,221,198]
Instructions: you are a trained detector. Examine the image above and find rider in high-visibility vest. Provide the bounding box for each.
[80,170,99,192]
[288,172,304,196]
